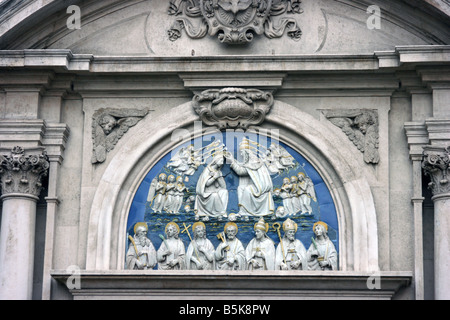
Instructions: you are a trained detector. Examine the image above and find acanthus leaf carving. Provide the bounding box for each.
[324,109,380,165]
[193,87,273,130]
[0,146,50,198]
[422,146,450,196]
[167,0,303,44]
[92,108,149,164]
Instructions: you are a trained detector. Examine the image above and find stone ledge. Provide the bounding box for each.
[51,270,412,300]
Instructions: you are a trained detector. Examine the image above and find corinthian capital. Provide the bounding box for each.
[0,146,50,198]
[422,145,450,196]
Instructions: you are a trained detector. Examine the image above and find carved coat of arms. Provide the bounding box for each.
[168,0,303,44]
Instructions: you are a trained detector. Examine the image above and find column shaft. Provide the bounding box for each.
[433,195,450,300]
[0,195,38,299]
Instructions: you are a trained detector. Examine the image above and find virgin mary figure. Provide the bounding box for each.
[194,152,229,221]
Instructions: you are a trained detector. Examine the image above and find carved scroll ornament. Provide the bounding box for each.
[167,0,303,44]
[324,109,380,165]
[422,146,450,196]
[193,87,274,130]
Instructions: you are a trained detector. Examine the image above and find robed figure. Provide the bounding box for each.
[215,222,246,270]
[147,173,167,213]
[185,222,215,270]
[307,221,338,271]
[275,219,307,270]
[194,153,229,220]
[126,223,157,270]
[226,139,275,218]
[157,222,186,270]
[246,218,275,270]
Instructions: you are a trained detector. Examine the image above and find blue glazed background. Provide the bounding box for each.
[126,132,339,268]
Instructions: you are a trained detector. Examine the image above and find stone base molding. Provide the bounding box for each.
[51,270,412,300]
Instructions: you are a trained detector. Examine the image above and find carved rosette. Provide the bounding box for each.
[0,146,50,198]
[422,146,450,197]
[193,87,273,130]
[168,0,303,44]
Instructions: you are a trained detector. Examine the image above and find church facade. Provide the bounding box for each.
[0,0,449,300]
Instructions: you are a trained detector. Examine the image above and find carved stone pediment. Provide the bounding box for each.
[324,109,380,165]
[168,0,303,44]
[193,87,273,129]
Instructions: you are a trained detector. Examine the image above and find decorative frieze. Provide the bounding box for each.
[324,109,380,165]
[167,0,303,44]
[0,146,50,198]
[92,108,149,164]
[422,146,450,196]
[193,87,273,130]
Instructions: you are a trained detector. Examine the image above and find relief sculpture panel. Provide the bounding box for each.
[167,0,303,44]
[126,131,339,271]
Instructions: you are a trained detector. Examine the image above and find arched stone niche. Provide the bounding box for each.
[86,100,379,273]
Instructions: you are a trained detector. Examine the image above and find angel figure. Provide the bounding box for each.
[325,110,380,165]
[264,143,296,174]
[163,175,177,213]
[280,177,295,215]
[147,173,168,213]
[297,172,316,215]
[91,108,148,164]
[167,141,222,176]
[172,176,187,214]
[167,145,200,176]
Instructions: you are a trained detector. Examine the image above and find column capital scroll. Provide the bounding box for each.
[422,145,450,197]
[0,146,50,198]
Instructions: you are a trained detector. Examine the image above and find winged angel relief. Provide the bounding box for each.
[324,110,380,165]
[167,0,303,44]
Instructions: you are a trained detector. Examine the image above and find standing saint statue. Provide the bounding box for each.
[215,222,246,270]
[307,221,338,271]
[194,152,229,221]
[157,222,186,270]
[245,218,276,270]
[185,222,215,270]
[226,138,275,219]
[275,218,307,270]
[126,222,157,270]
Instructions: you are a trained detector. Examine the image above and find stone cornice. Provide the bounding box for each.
[0,46,448,75]
[0,120,70,164]
[404,122,429,159]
